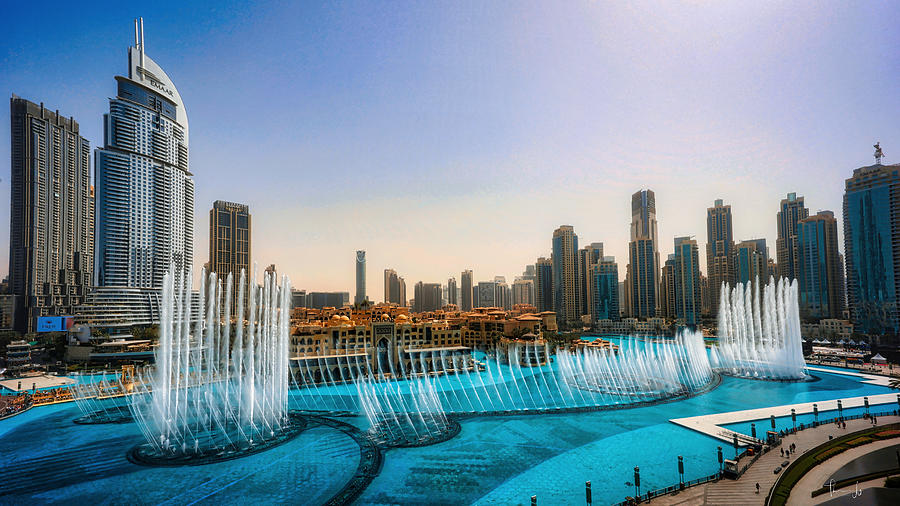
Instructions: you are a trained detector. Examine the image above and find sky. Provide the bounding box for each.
[1,1,899,297]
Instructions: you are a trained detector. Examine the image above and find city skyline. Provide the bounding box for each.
[1,2,899,294]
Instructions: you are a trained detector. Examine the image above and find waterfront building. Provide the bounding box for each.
[843,149,900,338]
[706,199,734,315]
[552,225,579,325]
[797,211,845,319]
[208,200,250,315]
[95,19,193,289]
[776,192,809,282]
[8,96,92,332]
[660,254,676,319]
[628,190,660,318]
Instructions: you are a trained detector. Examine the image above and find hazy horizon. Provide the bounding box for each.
[2,1,898,297]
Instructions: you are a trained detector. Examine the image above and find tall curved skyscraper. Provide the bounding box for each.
[95,19,194,288]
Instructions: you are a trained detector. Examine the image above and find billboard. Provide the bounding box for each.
[36,316,74,332]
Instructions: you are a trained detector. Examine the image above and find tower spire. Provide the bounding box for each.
[874,142,884,165]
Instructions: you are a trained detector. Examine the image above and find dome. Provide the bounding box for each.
[340,315,351,322]
[395,314,409,322]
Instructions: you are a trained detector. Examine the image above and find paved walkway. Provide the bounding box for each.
[670,367,895,443]
[652,415,900,505]
[0,375,74,392]
[788,438,900,505]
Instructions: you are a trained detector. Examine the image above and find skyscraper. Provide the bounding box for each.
[776,192,809,282]
[798,211,845,319]
[447,277,458,306]
[660,254,676,319]
[590,257,619,323]
[843,146,899,337]
[9,96,92,332]
[476,281,498,308]
[95,19,193,288]
[577,242,603,320]
[398,277,407,306]
[628,190,660,318]
[208,200,251,315]
[706,199,734,315]
[734,239,767,286]
[512,278,535,306]
[384,269,398,303]
[535,257,553,313]
[414,282,442,312]
[673,236,702,326]
[355,250,366,304]
[552,225,579,324]
[461,269,473,311]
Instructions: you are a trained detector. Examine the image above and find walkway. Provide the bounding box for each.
[0,374,75,392]
[652,415,900,505]
[670,367,895,443]
[788,439,900,505]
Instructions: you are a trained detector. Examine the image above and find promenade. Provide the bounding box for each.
[651,414,900,505]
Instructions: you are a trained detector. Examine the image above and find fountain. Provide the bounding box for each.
[71,368,139,424]
[127,265,303,465]
[710,276,808,380]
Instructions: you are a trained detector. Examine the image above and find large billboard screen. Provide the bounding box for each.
[36,316,74,332]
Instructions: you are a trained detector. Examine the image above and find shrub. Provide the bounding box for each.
[885,476,900,488]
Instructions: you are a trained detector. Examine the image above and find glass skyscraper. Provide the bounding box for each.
[706,199,734,316]
[797,211,844,319]
[844,159,900,336]
[552,225,579,325]
[355,250,366,304]
[95,20,193,288]
[628,190,659,318]
[673,236,701,326]
[590,257,619,322]
[776,192,809,283]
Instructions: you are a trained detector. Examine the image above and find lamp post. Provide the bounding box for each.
[733,433,739,459]
[634,466,640,498]
[751,423,756,440]
[717,446,723,474]
[531,495,536,506]
[678,456,684,489]
[864,397,869,416]
[813,403,819,426]
[771,414,776,430]
[791,409,796,430]
[586,481,591,505]
[838,400,843,420]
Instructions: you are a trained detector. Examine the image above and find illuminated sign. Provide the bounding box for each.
[36,316,74,333]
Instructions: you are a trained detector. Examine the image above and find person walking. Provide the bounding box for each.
[756,483,760,494]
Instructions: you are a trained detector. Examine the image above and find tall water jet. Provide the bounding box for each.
[127,265,300,464]
[711,276,807,380]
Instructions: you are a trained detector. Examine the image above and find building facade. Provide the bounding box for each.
[414,282,442,312]
[461,269,473,311]
[534,257,553,313]
[95,21,193,289]
[660,254,676,319]
[512,278,535,306]
[628,190,660,318]
[9,96,93,332]
[552,225,579,325]
[673,236,702,326]
[797,211,845,319]
[208,200,250,315]
[843,156,900,337]
[734,239,767,286]
[447,277,458,306]
[577,242,603,321]
[355,250,366,304]
[706,199,734,316]
[590,256,619,323]
[776,192,809,283]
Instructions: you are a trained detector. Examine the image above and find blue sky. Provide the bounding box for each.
[1,1,899,294]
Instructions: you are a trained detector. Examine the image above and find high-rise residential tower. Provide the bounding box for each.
[590,256,619,323]
[706,199,734,315]
[628,190,660,318]
[798,211,845,319]
[660,254,676,319]
[447,277,458,306]
[8,96,92,332]
[535,257,553,313]
[414,282,442,312]
[460,269,473,311]
[552,225,579,324]
[776,192,809,282]
[844,148,900,337]
[208,200,250,315]
[673,236,702,326]
[95,19,193,288]
[355,250,366,304]
[577,242,603,320]
[734,239,767,286]
[512,278,535,306]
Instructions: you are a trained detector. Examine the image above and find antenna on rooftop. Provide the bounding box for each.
[874,142,884,165]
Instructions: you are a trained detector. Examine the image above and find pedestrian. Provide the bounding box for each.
[780,448,784,457]
[756,483,760,494]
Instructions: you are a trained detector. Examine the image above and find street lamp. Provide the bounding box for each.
[733,433,739,459]
[634,466,640,498]
[771,414,776,430]
[751,423,756,440]
[864,396,869,416]
[678,456,684,489]
[813,403,819,426]
[838,400,843,420]
[586,481,592,505]
[717,446,723,474]
[791,408,796,430]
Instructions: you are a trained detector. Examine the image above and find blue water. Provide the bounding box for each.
[0,366,893,505]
